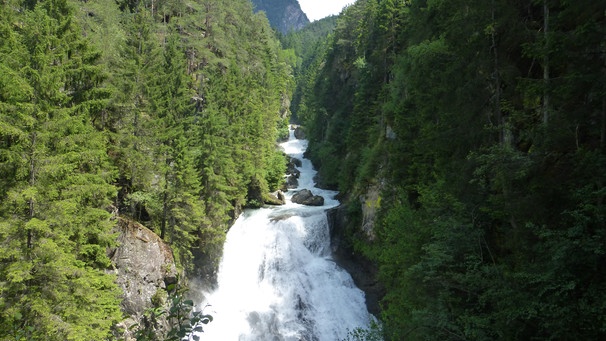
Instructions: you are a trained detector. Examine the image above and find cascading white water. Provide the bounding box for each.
[198,128,371,340]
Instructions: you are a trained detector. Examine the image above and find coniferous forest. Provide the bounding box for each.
[1,0,605,340]
[289,0,606,340]
[0,0,291,339]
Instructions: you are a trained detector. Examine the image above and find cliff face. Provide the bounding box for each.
[251,0,309,34]
[107,218,178,319]
[328,200,384,316]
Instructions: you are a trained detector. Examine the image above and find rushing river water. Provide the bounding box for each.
[198,128,372,340]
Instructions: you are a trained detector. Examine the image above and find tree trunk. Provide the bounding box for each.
[27,132,36,250]
[601,98,605,150]
[491,0,505,145]
[160,170,169,240]
[542,0,550,125]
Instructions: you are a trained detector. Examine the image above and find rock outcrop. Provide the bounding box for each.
[108,218,177,318]
[265,190,286,205]
[328,181,387,315]
[294,126,306,139]
[285,156,301,189]
[327,206,384,316]
[285,174,299,189]
[359,181,382,240]
[289,157,302,168]
[251,0,309,34]
[291,189,324,206]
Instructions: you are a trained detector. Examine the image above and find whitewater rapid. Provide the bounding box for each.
[198,128,371,340]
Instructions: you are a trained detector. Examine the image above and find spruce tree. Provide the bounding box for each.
[150,31,209,269]
[108,3,162,220]
[0,0,122,339]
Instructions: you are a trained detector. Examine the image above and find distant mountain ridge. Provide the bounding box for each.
[251,0,309,34]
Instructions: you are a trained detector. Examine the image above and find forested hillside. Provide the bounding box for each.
[294,0,606,339]
[0,0,292,339]
[280,15,338,123]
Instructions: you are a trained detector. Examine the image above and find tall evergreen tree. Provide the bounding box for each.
[150,31,208,269]
[108,4,162,221]
[297,0,606,339]
[0,0,122,339]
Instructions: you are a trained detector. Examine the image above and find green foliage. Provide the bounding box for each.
[81,0,293,270]
[343,319,383,341]
[297,0,606,339]
[0,0,122,339]
[281,15,337,123]
[134,281,212,341]
[1,0,295,338]
[266,150,287,191]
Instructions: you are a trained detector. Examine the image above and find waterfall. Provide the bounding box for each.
[198,128,371,340]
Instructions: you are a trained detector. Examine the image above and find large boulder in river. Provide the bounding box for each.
[294,126,306,139]
[291,189,312,202]
[285,174,299,189]
[265,190,286,205]
[291,189,324,206]
[286,158,301,178]
[284,157,301,190]
[304,195,325,206]
[290,157,302,168]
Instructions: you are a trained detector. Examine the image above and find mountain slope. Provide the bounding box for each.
[295,0,606,339]
[0,0,294,338]
[251,0,309,34]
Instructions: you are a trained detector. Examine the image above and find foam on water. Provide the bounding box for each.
[198,128,371,340]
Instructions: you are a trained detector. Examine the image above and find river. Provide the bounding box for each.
[198,127,372,340]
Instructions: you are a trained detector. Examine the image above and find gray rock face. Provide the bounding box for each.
[291,189,324,206]
[305,195,324,206]
[251,0,309,34]
[291,188,312,202]
[108,218,177,317]
[359,182,381,240]
[294,126,306,140]
[287,163,301,179]
[327,207,384,316]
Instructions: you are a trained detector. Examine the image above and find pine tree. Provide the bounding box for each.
[108,3,162,220]
[150,31,209,269]
[0,1,122,339]
[297,0,606,339]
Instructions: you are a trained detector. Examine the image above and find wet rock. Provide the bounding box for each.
[290,157,302,168]
[285,174,299,189]
[291,189,324,206]
[291,189,312,202]
[286,158,301,178]
[294,126,306,139]
[265,190,286,205]
[283,156,302,190]
[328,206,385,316]
[304,195,324,206]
